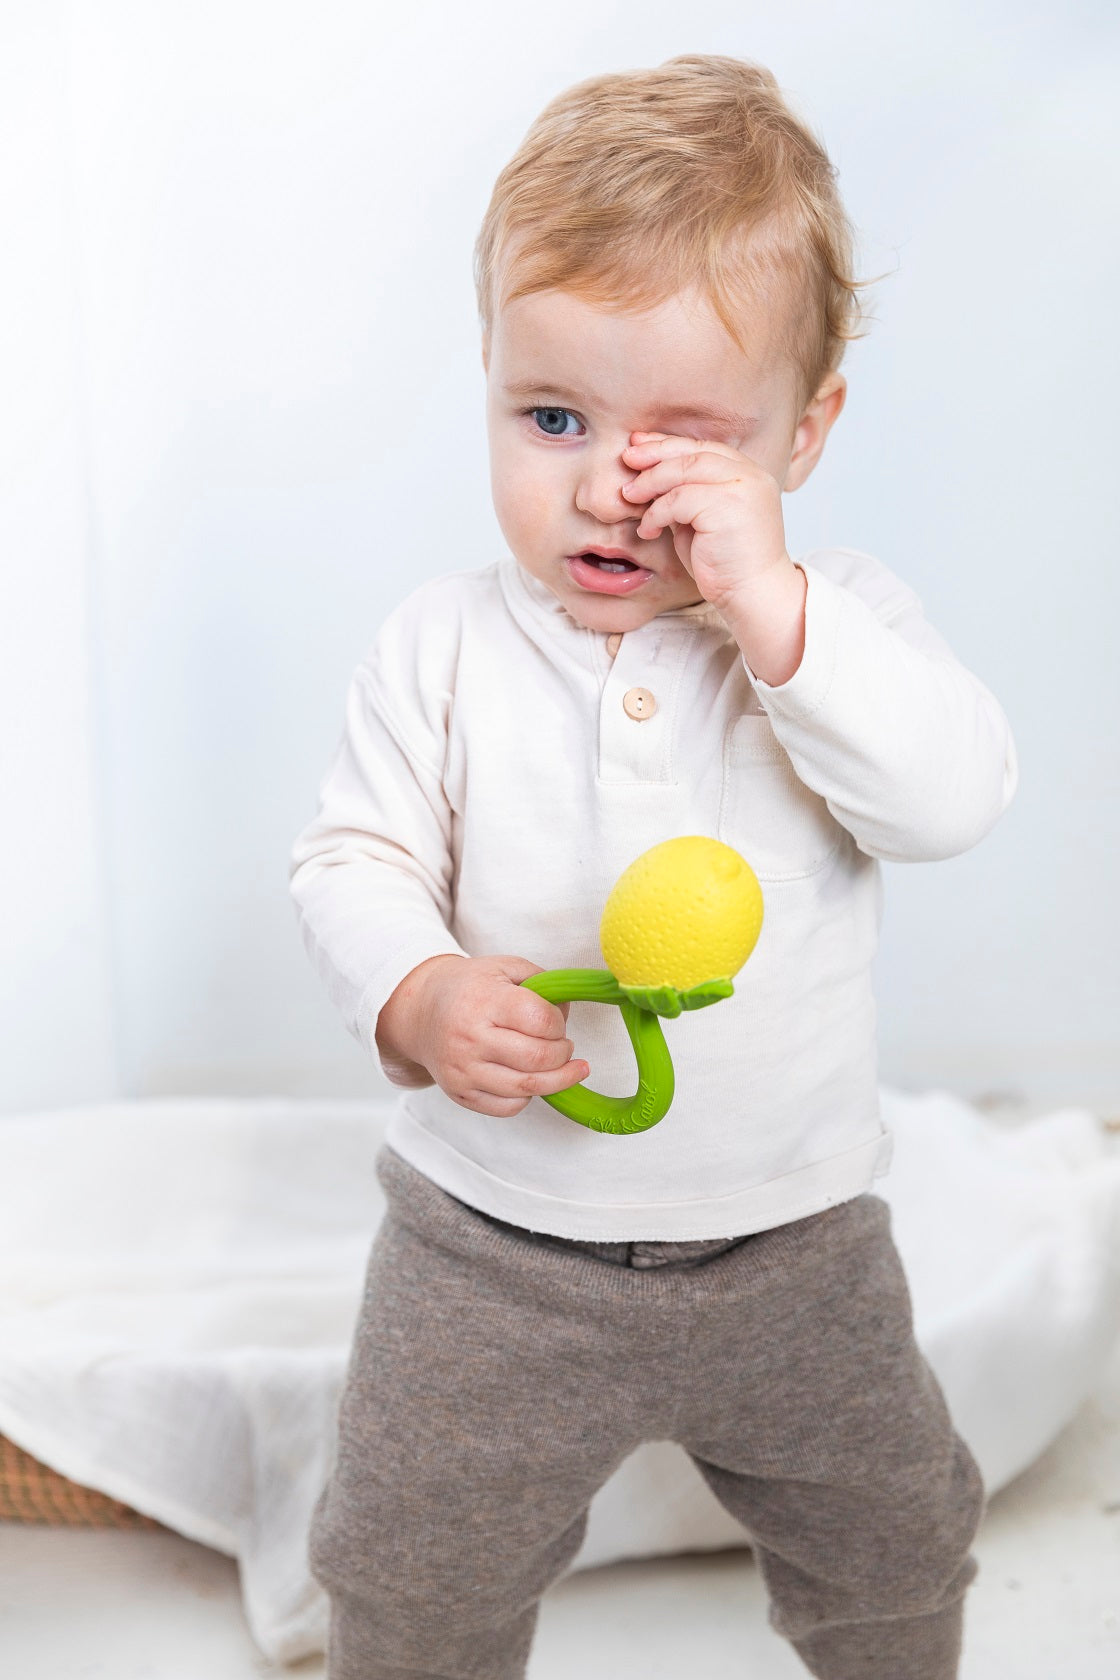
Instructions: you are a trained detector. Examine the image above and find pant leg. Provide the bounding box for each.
[310,1146,690,1680]
[675,1193,985,1680]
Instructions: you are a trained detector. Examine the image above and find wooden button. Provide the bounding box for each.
[606,633,623,658]
[622,686,656,721]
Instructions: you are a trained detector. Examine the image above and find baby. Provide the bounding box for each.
[289,53,1018,1680]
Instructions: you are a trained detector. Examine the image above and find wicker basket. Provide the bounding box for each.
[0,1434,163,1529]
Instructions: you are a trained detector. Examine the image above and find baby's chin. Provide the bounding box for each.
[574,574,705,619]
[561,589,703,632]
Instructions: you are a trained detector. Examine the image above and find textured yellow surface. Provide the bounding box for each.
[599,837,764,990]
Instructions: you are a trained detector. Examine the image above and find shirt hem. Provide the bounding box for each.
[382,1110,894,1241]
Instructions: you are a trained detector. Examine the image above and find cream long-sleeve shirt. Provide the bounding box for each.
[289,549,1018,1240]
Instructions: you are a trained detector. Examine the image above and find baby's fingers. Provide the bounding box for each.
[454,1029,589,1116]
[457,1047,591,1118]
[485,1025,588,1083]
[498,1054,589,1095]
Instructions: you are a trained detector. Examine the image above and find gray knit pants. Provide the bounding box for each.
[310,1144,984,1679]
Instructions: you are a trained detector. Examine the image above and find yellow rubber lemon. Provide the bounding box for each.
[599,836,764,990]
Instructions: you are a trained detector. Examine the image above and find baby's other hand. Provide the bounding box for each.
[376,954,590,1118]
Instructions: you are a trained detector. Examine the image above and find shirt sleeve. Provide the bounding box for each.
[288,617,469,1088]
[739,555,1019,862]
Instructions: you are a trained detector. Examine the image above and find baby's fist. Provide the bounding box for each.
[377,954,589,1118]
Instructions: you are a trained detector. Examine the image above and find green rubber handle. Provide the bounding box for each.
[519,968,675,1134]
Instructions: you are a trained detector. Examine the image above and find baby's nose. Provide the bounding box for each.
[575,450,640,523]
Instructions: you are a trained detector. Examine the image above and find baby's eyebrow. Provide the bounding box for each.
[502,379,757,434]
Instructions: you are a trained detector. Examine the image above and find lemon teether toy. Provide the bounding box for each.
[520,836,763,1134]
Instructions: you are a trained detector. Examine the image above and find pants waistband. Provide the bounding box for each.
[468,1205,754,1269]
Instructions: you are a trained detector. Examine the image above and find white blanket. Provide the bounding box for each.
[0,1089,1117,1663]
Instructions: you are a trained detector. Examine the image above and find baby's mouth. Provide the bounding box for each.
[566,553,655,596]
[571,551,650,573]
[581,555,639,573]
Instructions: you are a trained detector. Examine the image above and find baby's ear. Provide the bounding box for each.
[785,374,846,491]
[481,337,489,374]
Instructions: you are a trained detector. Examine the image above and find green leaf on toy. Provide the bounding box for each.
[618,977,734,1017]
[677,977,735,1011]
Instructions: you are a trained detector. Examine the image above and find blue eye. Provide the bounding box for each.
[524,405,582,438]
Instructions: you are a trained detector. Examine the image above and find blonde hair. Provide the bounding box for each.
[474,55,881,417]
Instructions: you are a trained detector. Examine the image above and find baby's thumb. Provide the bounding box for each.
[489,954,547,986]
[489,956,572,1023]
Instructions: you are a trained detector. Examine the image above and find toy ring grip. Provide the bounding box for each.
[518,968,675,1134]
[520,968,735,1134]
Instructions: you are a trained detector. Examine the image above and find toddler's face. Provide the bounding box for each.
[483,283,815,633]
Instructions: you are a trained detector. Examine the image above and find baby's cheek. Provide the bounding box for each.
[497,477,554,536]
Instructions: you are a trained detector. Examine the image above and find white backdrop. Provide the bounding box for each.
[2,0,1117,1115]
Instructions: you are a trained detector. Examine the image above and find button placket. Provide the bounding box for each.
[598,625,685,784]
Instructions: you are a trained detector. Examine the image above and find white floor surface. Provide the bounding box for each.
[2,1348,1117,1680]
